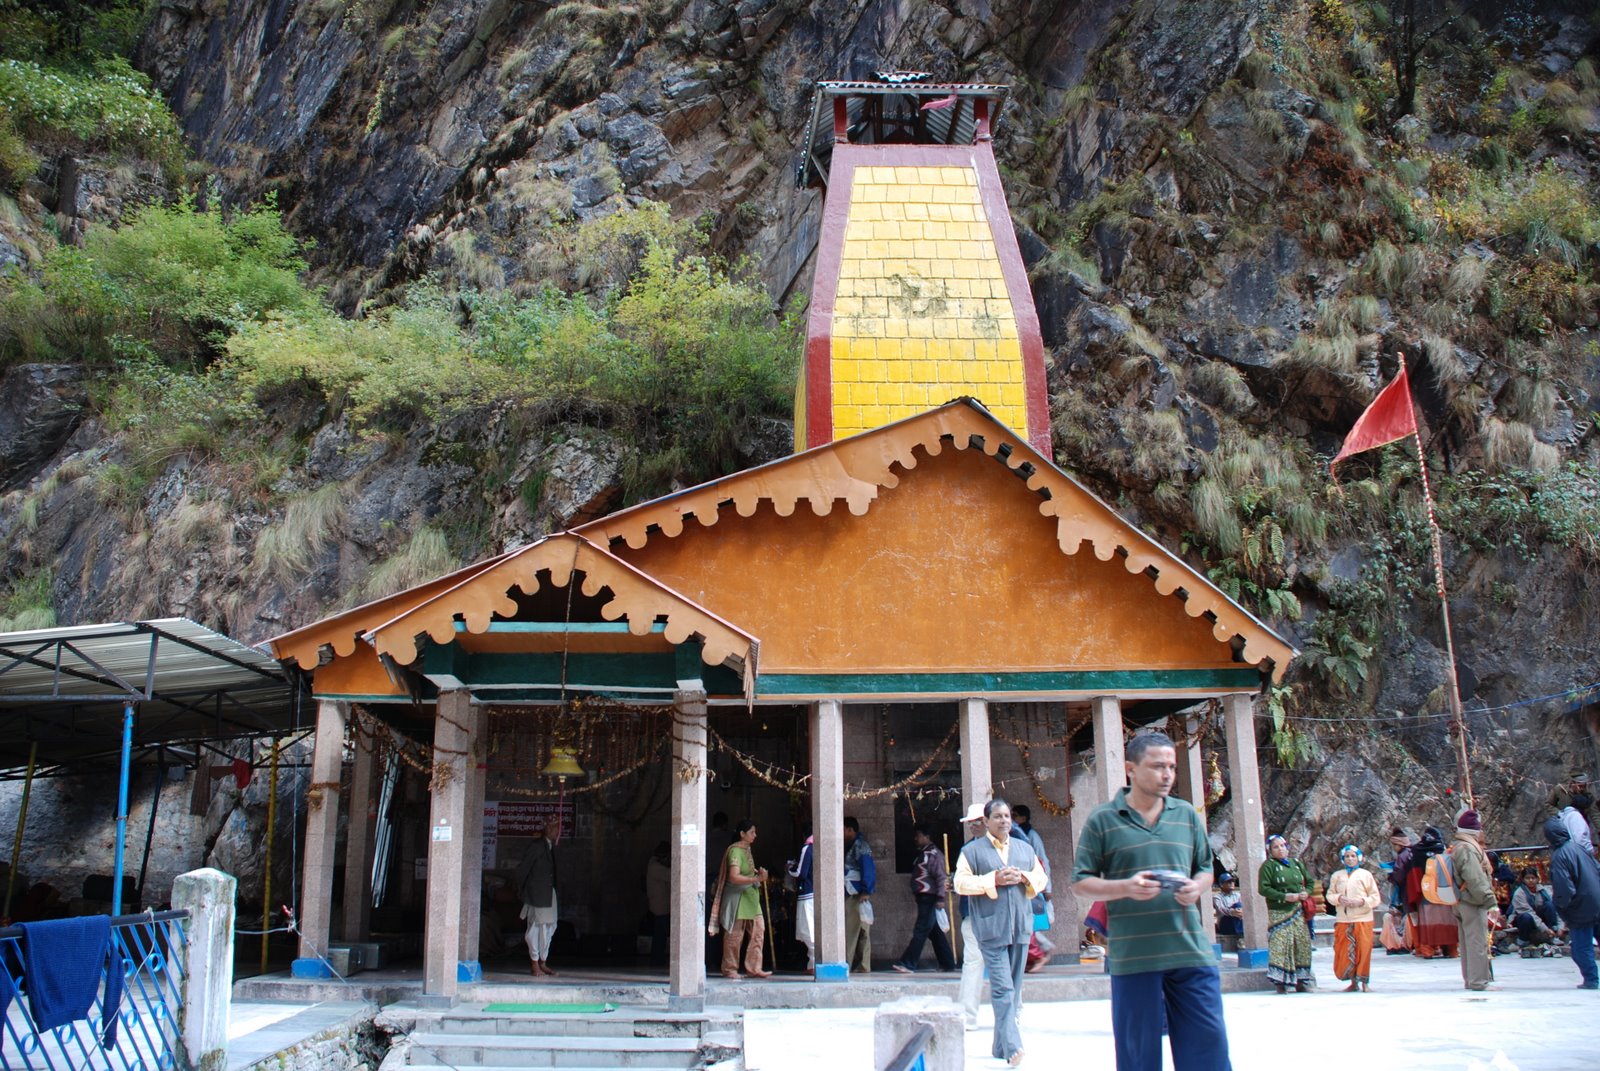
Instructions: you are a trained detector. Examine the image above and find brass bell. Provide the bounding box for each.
[541,746,585,780]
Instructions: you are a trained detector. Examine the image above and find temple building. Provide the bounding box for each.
[267,77,1294,1003]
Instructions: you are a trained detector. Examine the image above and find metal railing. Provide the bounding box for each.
[0,911,188,1071]
[881,1024,933,1071]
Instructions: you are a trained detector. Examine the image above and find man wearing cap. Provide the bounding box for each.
[956,802,989,1030]
[1212,874,1243,937]
[954,798,1047,1067]
[1449,809,1499,991]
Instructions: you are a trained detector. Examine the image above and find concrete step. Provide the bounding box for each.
[405,1032,706,1069]
[433,1011,727,1039]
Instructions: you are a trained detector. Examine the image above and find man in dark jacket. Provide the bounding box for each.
[892,822,957,973]
[1545,816,1600,990]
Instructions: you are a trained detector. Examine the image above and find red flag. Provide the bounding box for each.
[1331,366,1418,469]
[232,757,252,790]
[920,91,959,111]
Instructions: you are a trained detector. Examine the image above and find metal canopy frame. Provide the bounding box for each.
[0,618,300,777]
[0,618,303,915]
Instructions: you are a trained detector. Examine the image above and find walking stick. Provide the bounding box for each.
[760,874,776,971]
[944,833,960,962]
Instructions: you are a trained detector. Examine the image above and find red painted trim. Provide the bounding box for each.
[975,98,991,141]
[833,98,848,142]
[803,151,859,448]
[972,147,1052,455]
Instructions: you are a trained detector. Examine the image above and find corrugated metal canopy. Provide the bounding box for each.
[796,80,1009,188]
[0,619,301,777]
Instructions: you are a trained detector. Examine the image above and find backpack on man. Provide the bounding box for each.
[1421,852,1459,905]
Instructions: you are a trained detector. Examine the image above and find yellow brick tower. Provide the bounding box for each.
[795,78,1050,453]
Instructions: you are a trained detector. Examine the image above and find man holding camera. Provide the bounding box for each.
[1072,731,1231,1071]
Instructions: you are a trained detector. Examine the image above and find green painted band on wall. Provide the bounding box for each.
[749,668,1261,695]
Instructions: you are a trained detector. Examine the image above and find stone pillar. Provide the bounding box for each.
[1171,713,1216,938]
[1090,695,1125,805]
[173,868,235,1071]
[810,699,846,981]
[669,688,708,1007]
[1223,692,1269,960]
[457,702,486,982]
[423,688,472,1000]
[293,698,346,976]
[340,732,376,943]
[957,698,992,809]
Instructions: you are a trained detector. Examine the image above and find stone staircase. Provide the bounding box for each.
[386,1007,743,1071]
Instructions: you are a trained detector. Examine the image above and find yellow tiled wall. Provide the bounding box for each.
[830,166,1026,439]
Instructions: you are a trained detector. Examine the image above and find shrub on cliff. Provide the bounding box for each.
[0,57,183,178]
[227,203,798,499]
[0,195,316,365]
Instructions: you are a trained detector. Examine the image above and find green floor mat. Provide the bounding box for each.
[481,1002,617,1013]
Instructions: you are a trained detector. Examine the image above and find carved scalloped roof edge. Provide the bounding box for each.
[360,533,760,702]
[575,398,1297,685]
[269,547,522,670]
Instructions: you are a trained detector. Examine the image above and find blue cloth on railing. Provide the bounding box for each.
[17,916,123,1046]
[0,943,17,1025]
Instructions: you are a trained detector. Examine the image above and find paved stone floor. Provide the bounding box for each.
[744,950,1597,1071]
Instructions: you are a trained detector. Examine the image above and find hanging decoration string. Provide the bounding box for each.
[844,720,959,800]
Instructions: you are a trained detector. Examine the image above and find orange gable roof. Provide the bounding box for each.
[576,399,1295,683]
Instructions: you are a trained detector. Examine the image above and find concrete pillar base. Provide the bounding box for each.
[814,962,848,982]
[290,958,337,979]
[873,997,964,1071]
[456,961,482,983]
[1237,948,1269,969]
[666,995,705,1013]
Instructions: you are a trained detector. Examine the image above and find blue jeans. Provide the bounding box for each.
[1571,923,1597,988]
[978,939,1029,1061]
[896,898,956,971]
[1109,966,1231,1071]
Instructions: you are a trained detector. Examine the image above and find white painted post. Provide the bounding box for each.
[173,868,235,1071]
[1223,692,1269,959]
[1090,696,1125,804]
[669,688,708,1006]
[810,699,846,981]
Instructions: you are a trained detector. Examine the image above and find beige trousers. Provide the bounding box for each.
[721,915,765,976]
[1454,901,1494,989]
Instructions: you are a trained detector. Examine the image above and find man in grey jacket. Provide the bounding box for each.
[954,798,1047,1068]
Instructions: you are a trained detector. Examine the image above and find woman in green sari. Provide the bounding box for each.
[1259,833,1316,993]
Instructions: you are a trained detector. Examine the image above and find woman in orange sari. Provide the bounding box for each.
[1326,844,1382,991]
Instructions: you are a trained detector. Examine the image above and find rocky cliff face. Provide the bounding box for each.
[2,0,1598,899]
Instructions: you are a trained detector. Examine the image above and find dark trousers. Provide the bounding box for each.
[896,897,956,970]
[1214,916,1242,937]
[650,912,669,966]
[1571,923,1598,988]
[1109,966,1231,1071]
[1512,901,1559,942]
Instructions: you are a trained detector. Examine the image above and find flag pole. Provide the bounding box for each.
[1397,351,1475,806]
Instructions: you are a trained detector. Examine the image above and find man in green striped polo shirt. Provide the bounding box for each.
[1071,730,1232,1071]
